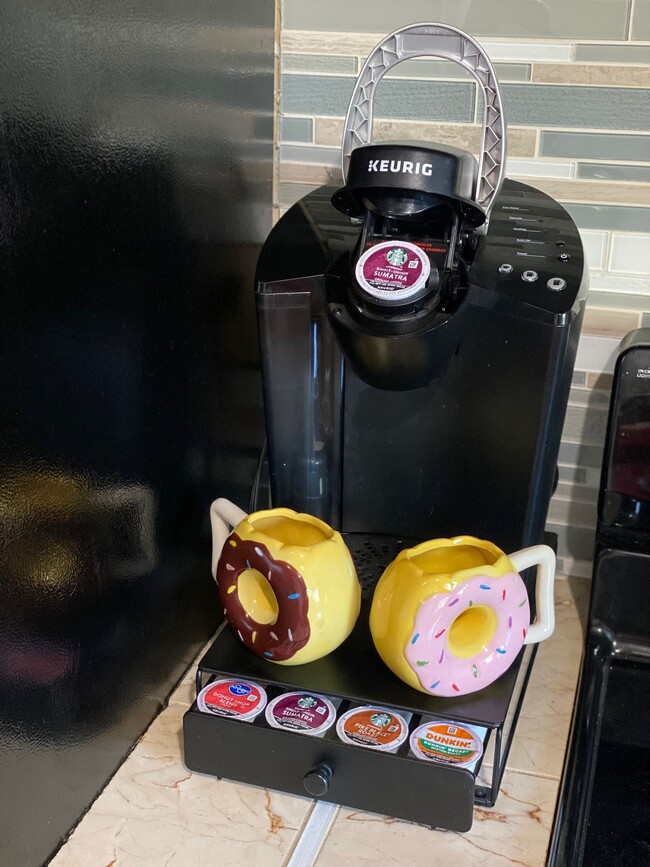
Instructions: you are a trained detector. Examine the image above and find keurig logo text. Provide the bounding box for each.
[367,159,434,176]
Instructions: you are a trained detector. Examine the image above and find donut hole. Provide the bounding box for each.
[448,604,498,659]
[238,568,279,625]
[252,515,331,547]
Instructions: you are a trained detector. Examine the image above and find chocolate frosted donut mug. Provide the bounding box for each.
[209,499,361,665]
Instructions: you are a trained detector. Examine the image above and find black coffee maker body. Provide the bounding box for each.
[256,25,588,554]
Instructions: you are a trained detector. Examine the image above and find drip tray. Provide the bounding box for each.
[183,532,537,831]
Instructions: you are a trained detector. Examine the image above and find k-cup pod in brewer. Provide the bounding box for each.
[265,691,337,736]
[336,705,410,752]
[409,719,484,768]
[197,677,267,721]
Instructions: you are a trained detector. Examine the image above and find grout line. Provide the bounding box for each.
[280,801,317,867]
[283,801,340,867]
[628,0,637,42]
[292,115,650,142]
[603,230,615,273]
[282,66,650,88]
[273,0,282,213]
[481,763,561,783]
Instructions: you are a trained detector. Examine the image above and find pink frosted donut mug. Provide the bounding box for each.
[369,536,556,697]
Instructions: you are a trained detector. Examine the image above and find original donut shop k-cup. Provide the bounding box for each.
[183,21,588,833]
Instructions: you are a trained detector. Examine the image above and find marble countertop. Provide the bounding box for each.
[52,576,589,867]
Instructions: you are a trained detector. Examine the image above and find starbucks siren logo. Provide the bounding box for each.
[386,247,408,267]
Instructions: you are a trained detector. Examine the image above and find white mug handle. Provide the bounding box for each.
[508,544,556,645]
[209,498,248,580]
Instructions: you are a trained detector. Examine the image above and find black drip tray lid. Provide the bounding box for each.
[332,141,486,226]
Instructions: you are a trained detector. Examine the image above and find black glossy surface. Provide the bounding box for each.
[257,180,587,548]
[599,330,650,543]
[199,597,527,728]
[184,705,477,831]
[582,661,650,866]
[332,141,484,225]
[0,3,273,865]
[550,332,650,866]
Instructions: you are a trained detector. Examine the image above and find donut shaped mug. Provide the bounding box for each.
[210,498,361,665]
[369,536,556,697]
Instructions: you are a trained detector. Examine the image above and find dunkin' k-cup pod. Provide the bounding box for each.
[409,719,484,767]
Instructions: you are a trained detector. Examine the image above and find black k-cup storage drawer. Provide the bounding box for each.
[182,591,539,831]
[183,704,477,831]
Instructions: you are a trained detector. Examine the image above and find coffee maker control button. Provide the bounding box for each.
[499,263,513,274]
[522,270,538,282]
[557,253,571,263]
[547,277,567,292]
[303,762,333,797]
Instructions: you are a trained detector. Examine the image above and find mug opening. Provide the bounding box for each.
[448,604,498,659]
[410,543,498,575]
[251,514,332,547]
[238,568,279,625]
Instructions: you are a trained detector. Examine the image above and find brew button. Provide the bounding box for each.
[547,277,567,291]
[499,263,513,274]
[557,253,571,262]
[522,270,538,282]
[555,241,566,248]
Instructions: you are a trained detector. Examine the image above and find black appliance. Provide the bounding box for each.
[549,329,650,866]
[0,3,274,865]
[184,23,588,831]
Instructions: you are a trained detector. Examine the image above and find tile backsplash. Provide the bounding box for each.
[277,0,650,576]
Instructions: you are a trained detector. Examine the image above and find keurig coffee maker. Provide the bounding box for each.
[184,23,588,831]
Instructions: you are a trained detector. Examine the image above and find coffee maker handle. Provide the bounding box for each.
[341,22,507,223]
[509,544,557,645]
[209,498,248,579]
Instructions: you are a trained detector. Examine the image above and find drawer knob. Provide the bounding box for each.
[303,762,332,796]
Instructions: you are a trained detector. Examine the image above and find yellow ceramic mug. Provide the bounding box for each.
[210,498,361,665]
[370,536,556,697]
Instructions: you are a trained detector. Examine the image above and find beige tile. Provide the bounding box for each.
[586,372,614,391]
[582,306,641,338]
[283,31,575,64]
[559,558,594,580]
[532,63,650,88]
[51,701,311,867]
[315,768,559,867]
[283,30,384,57]
[553,481,598,504]
[515,178,650,207]
[313,117,537,157]
[548,497,597,528]
[561,403,608,446]
[280,162,343,185]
